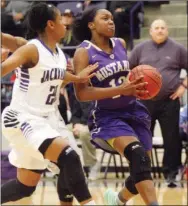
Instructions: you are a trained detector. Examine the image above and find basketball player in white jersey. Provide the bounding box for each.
[1,3,97,205]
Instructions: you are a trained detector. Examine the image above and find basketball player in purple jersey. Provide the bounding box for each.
[72,8,159,206]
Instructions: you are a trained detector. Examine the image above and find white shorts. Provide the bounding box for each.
[2,106,79,170]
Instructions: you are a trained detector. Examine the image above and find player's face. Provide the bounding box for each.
[48,9,67,40]
[150,20,168,44]
[92,9,115,38]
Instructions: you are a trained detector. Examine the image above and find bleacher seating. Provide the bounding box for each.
[57,1,83,16]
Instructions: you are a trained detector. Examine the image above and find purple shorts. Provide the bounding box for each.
[88,101,152,152]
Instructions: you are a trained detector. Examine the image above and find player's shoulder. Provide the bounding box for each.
[74,46,89,64]
[111,37,126,48]
[26,39,42,53]
[27,38,39,45]
[78,40,91,50]
[168,38,186,50]
[15,43,38,55]
[27,39,48,51]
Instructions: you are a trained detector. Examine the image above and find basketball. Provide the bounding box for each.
[129,65,162,100]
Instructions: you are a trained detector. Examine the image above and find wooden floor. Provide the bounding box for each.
[3,178,187,205]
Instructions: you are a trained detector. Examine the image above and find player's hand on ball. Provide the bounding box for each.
[129,65,162,99]
[120,76,149,97]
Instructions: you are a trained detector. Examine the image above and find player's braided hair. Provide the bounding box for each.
[24,2,57,39]
[72,7,100,43]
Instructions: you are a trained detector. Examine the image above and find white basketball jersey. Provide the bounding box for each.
[10,39,67,115]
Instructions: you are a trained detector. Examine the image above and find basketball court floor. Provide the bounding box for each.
[3,177,187,205]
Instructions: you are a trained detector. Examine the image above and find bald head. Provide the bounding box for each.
[150,19,169,44]
[150,19,168,29]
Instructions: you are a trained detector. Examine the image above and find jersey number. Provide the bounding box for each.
[109,76,127,99]
[46,85,58,105]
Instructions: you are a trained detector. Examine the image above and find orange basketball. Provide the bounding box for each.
[129,65,162,100]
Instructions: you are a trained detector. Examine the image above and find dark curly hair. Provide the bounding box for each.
[72,7,100,43]
[24,2,58,39]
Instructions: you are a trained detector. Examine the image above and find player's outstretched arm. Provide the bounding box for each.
[1,44,38,77]
[63,62,98,83]
[1,48,10,62]
[1,32,28,52]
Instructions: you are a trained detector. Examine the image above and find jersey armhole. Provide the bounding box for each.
[86,48,92,65]
[79,41,92,65]
[26,42,40,69]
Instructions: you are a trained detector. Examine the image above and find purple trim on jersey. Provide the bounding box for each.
[91,139,118,154]
[79,38,136,110]
[21,122,33,139]
[20,68,30,92]
[36,38,59,56]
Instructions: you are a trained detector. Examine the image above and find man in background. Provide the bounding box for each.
[129,19,187,186]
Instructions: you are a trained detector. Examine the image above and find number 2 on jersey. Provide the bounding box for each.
[46,85,58,105]
[109,76,127,99]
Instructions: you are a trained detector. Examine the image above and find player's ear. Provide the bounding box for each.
[47,20,55,30]
[88,22,95,30]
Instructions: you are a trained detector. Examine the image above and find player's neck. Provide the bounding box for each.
[91,36,112,54]
[38,34,57,54]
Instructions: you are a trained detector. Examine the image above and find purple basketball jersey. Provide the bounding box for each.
[79,38,136,110]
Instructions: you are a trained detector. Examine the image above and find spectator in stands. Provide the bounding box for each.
[5,85,13,102]
[1,0,18,36]
[1,72,12,84]
[4,1,31,36]
[1,84,7,102]
[1,84,7,113]
[5,0,31,23]
[60,9,78,57]
[129,19,187,186]
[83,0,104,9]
[177,104,188,182]
[1,84,13,112]
[109,1,144,45]
[69,91,101,180]
[46,1,60,7]
[180,104,188,140]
